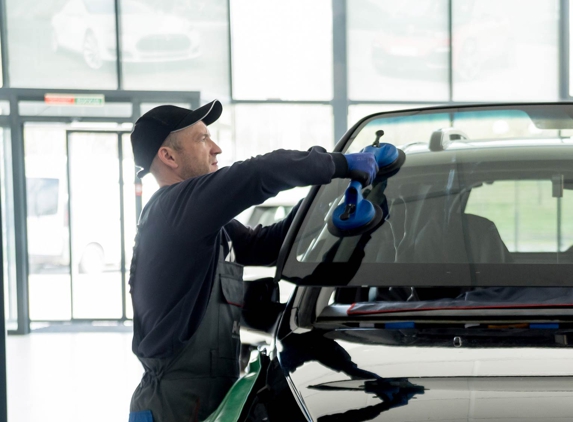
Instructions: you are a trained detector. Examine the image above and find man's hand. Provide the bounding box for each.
[343,153,379,186]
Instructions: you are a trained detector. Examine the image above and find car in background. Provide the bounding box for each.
[51,0,201,69]
[371,0,513,81]
[204,103,573,421]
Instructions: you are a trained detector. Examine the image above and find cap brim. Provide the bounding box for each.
[137,168,149,178]
[172,100,223,132]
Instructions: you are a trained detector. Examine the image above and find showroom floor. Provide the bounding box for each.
[6,331,143,422]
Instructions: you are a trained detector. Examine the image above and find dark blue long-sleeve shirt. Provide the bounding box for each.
[129,147,347,358]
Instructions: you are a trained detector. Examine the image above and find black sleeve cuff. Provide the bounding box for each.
[330,152,348,179]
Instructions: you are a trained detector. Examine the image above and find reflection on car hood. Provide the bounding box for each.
[277,331,573,421]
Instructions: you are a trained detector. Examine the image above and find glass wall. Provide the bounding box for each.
[24,125,137,321]
[24,124,72,320]
[0,127,16,330]
[0,32,3,87]
[231,0,333,101]
[347,0,449,101]
[0,0,571,329]
[452,0,559,101]
[121,0,230,99]
[232,104,334,161]
[6,0,118,89]
[67,131,123,319]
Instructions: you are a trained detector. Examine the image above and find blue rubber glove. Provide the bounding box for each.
[343,152,379,186]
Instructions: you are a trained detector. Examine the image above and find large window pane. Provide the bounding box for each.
[25,124,72,321]
[348,0,449,101]
[68,132,123,319]
[231,0,333,100]
[453,0,559,101]
[0,32,3,87]
[233,105,334,161]
[121,0,230,98]
[569,0,573,96]
[6,0,117,89]
[1,127,17,330]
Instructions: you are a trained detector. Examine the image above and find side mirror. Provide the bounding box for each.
[242,277,285,333]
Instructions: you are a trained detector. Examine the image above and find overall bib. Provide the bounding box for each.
[129,231,244,422]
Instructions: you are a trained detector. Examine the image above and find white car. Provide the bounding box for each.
[51,0,201,69]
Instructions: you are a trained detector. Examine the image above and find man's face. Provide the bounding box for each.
[173,121,222,179]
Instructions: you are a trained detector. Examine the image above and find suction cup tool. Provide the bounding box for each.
[362,144,406,179]
[327,181,385,237]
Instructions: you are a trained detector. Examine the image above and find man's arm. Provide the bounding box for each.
[162,147,348,238]
[225,200,302,266]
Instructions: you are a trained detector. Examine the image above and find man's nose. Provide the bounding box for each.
[211,140,222,155]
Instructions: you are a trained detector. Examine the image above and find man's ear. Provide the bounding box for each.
[156,146,179,169]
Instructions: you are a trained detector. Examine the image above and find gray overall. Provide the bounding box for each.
[129,234,244,422]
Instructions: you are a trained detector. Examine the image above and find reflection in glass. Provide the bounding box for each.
[121,0,229,97]
[280,330,424,422]
[231,0,332,100]
[347,0,449,101]
[452,0,559,100]
[6,0,117,88]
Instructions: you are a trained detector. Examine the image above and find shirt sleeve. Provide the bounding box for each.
[160,147,344,238]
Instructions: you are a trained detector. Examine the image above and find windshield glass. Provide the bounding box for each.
[283,104,573,288]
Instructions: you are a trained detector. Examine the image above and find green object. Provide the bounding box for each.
[203,352,263,422]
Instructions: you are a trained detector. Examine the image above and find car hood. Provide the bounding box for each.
[277,332,573,421]
[122,14,191,34]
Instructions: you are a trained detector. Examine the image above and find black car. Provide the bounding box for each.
[205,103,573,422]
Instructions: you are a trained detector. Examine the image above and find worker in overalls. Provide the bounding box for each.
[127,100,379,422]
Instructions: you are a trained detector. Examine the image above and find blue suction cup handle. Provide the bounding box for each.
[332,180,376,231]
[362,143,399,168]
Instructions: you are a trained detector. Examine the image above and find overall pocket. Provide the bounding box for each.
[218,275,244,377]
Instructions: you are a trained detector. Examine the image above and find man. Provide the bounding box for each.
[128,100,379,422]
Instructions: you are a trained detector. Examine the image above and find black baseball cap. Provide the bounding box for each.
[131,99,223,178]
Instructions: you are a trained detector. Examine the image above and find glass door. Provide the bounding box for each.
[25,124,72,321]
[26,127,133,322]
[67,131,124,319]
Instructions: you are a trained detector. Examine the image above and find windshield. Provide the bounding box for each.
[283,104,573,288]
